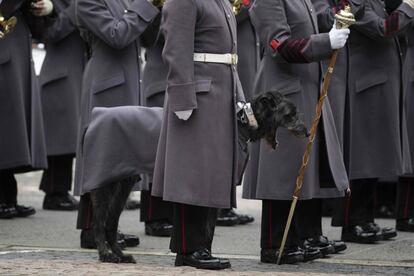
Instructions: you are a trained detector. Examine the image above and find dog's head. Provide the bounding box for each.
[240,91,309,149]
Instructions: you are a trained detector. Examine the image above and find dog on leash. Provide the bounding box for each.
[86,90,308,264]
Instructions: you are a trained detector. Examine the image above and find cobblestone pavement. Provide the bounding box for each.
[1,158,414,275]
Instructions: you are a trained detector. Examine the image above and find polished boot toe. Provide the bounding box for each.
[175,249,230,270]
[117,231,140,247]
[396,218,414,232]
[80,229,126,249]
[363,223,397,240]
[15,204,36,217]
[303,236,335,257]
[43,193,79,211]
[329,240,347,253]
[145,221,173,237]
[0,204,17,219]
[216,209,240,226]
[300,246,322,262]
[341,225,377,244]
[261,247,305,265]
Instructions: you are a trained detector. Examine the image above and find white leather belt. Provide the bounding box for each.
[193,53,238,65]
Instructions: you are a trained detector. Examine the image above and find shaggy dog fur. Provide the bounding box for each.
[89,90,308,263]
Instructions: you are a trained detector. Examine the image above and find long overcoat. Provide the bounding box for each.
[39,0,86,156]
[0,0,47,172]
[345,0,413,180]
[73,0,159,195]
[151,0,245,208]
[403,22,414,175]
[242,0,349,201]
[236,0,260,101]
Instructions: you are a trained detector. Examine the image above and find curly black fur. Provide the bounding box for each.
[238,91,309,149]
[90,175,141,263]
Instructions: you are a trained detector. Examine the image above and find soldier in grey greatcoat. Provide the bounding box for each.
[394,0,414,233]
[0,0,51,219]
[73,0,160,249]
[329,0,414,243]
[38,0,86,211]
[242,0,353,264]
[151,0,244,269]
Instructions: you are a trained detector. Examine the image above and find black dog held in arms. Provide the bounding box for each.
[81,91,308,263]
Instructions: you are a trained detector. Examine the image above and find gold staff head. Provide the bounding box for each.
[335,5,356,29]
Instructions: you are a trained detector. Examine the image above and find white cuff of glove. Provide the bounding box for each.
[175,110,193,121]
[329,21,350,50]
[403,0,414,9]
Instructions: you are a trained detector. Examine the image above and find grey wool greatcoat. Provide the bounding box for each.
[243,0,349,201]
[0,0,48,172]
[39,0,86,156]
[235,0,260,101]
[403,21,414,175]
[73,0,159,195]
[151,0,245,208]
[344,0,413,180]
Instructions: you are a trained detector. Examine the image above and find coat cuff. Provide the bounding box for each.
[399,3,414,18]
[128,0,159,23]
[167,82,197,112]
[306,33,332,62]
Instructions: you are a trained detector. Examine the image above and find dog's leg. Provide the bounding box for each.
[90,185,121,263]
[105,177,137,264]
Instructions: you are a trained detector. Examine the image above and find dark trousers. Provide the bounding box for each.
[170,203,217,254]
[140,189,173,223]
[77,193,93,229]
[0,170,17,205]
[261,200,300,249]
[374,181,396,210]
[396,177,414,220]
[332,178,376,227]
[40,155,73,195]
[296,199,323,239]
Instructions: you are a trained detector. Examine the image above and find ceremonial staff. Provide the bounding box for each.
[0,12,17,39]
[277,6,356,265]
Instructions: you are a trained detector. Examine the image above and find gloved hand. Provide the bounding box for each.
[403,0,414,9]
[175,110,193,121]
[31,0,54,17]
[0,31,4,39]
[329,21,350,50]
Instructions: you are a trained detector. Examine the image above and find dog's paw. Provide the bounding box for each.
[99,252,121,263]
[120,254,136,264]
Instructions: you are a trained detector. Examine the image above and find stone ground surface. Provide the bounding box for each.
[1,172,414,275]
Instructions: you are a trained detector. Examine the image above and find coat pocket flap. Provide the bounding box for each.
[92,73,125,94]
[355,73,388,93]
[276,77,301,96]
[0,50,11,65]
[195,79,212,93]
[145,81,167,98]
[40,68,69,86]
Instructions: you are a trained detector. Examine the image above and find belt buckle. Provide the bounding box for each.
[231,54,238,65]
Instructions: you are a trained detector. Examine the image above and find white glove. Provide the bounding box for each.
[329,21,350,50]
[31,0,54,17]
[404,0,414,9]
[0,31,4,39]
[175,110,193,121]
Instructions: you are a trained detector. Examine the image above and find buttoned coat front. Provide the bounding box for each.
[0,0,48,172]
[151,0,245,208]
[243,0,349,201]
[39,0,86,156]
[345,0,413,180]
[73,0,159,195]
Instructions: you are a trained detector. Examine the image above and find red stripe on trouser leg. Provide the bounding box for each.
[344,183,352,226]
[404,182,411,219]
[269,202,272,248]
[181,204,186,253]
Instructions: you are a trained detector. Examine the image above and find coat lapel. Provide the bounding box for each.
[302,0,319,34]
